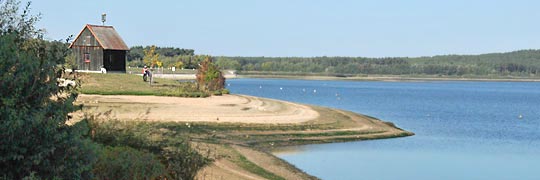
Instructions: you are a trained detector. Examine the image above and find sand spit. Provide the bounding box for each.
[77,94,319,124]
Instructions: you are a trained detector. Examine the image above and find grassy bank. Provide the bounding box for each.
[79,73,213,97]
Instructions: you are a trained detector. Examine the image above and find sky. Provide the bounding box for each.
[28,0,540,57]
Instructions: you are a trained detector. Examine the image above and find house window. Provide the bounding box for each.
[84,53,90,63]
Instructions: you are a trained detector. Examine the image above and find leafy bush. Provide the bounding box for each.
[0,0,97,179]
[93,146,166,180]
[221,89,230,94]
[87,116,209,180]
[196,56,226,92]
[212,90,222,96]
[210,89,230,96]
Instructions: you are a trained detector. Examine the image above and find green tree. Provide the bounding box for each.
[0,0,97,178]
[127,46,144,61]
[215,57,241,70]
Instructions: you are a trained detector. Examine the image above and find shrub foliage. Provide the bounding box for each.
[93,146,166,180]
[0,0,96,179]
[88,116,209,180]
[196,56,225,92]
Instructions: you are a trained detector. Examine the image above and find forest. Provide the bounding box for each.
[128,46,540,78]
[218,50,540,77]
[127,46,201,69]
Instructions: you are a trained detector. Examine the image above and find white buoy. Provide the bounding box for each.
[280,87,283,90]
[313,89,317,93]
[518,114,523,119]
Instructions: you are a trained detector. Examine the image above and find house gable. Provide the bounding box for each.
[70,27,101,48]
[69,24,129,50]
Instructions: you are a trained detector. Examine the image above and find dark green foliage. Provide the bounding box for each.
[127,46,145,61]
[156,47,195,57]
[215,57,242,70]
[0,0,97,179]
[161,145,208,180]
[128,46,195,61]
[221,50,540,77]
[127,46,195,68]
[93,146,166,180]
[221,89,230,94]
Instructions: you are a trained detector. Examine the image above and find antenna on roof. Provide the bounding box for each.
[101,13,106,25]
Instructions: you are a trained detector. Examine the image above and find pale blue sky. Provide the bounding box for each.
[30,0,540,57]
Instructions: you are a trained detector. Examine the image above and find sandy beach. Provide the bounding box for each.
[77,94,319,124]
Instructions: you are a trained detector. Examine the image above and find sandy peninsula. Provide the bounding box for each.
[77,94,413,180]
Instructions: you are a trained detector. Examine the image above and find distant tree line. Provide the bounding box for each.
[125,44,540,77]
[127,46,210,69]
[218,50,540,77]
[128,46,194,61]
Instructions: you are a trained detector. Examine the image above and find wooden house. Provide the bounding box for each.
[69,24,129,72]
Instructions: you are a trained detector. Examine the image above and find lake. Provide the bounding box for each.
[227,78,540,180]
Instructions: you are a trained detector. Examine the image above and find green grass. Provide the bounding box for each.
[80,73,209,97]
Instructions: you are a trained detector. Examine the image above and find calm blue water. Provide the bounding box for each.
[227,78,540,180]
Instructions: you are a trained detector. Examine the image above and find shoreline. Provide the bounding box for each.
[149,72,540,82]
[77,94,413,180]
[237,74,540,82]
